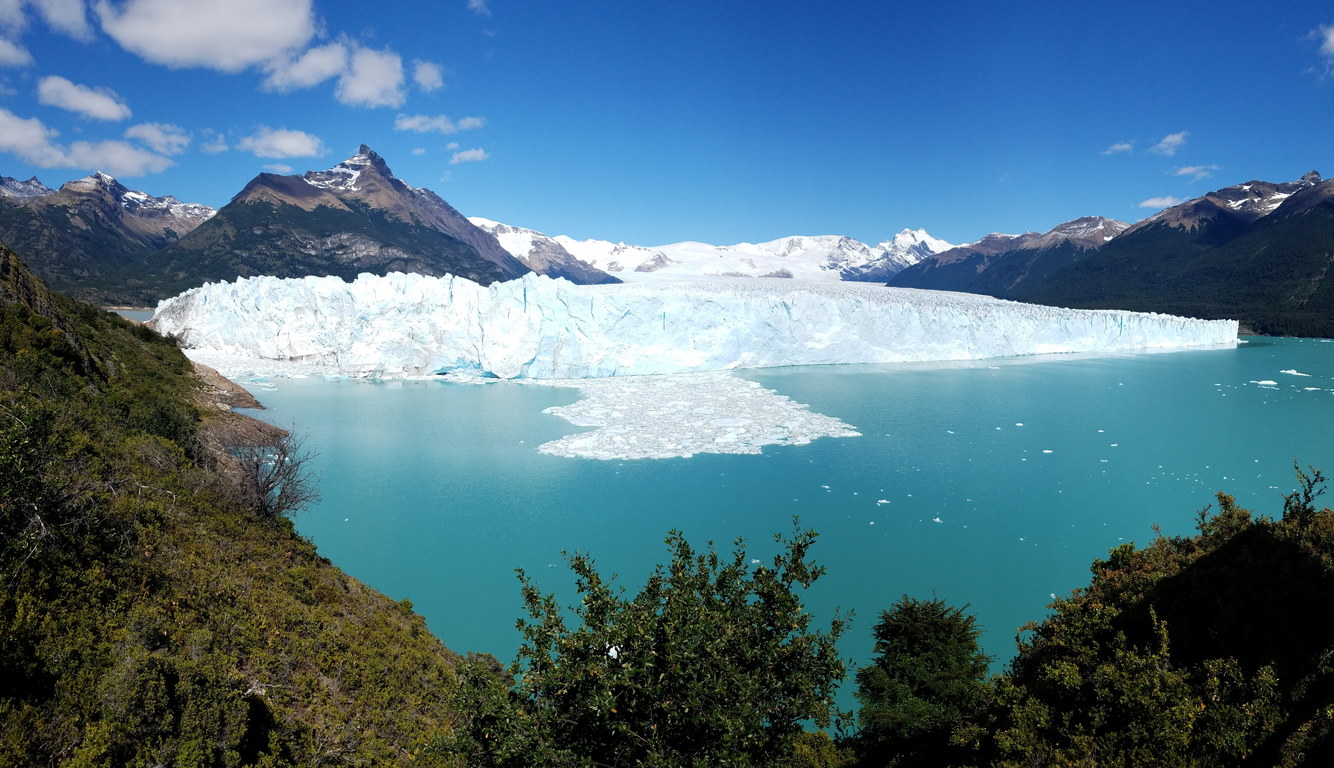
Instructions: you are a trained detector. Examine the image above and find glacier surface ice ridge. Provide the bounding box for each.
[151,272,1240,380]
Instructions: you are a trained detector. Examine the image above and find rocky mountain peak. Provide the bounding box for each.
[304,145,400,193]
[0,175,53,199]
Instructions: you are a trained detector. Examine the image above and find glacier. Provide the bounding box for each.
[151,272,1239,380]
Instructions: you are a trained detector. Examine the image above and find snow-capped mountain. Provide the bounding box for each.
[468,217,620,284]
[0,175,54,199]
[1125,171,1323,234]
[891,216,1129,297]
[0,171,217,304]
[540,229,953,282]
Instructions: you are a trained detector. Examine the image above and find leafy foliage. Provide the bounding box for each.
[439,524,848,766]
[991,468,1334,766]
[855,596,993,765]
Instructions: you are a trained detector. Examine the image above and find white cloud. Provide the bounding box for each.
[0,107,171,175]
[37,75,131,120]
[449,147,488,164]
[263,163,293,174]
[125,121,189,155]
[335,44,404,107]
[395,113,485,134]
[94,0,315,72]
[1139,195,1185,209]
[65,138,172,175]
[413,59,443,91]
[1148,131,1188,157]
[1173,164,1220,182]
[467,0,490,16]
[0,0,24,31]
[238,126,325,158]
[0,107,66,166]
[30,0,93,39]
[0,36,32,66]
[1314,25,1334,74]
[1101,141,1132,155]
[411,147,425,155]
[263,40,348,91]
[445,141,459,150]
[199,128,228,153]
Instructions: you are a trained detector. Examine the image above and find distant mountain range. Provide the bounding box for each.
[1,149,1330,335]
[894,171,1334,336]
[536,228,953,283]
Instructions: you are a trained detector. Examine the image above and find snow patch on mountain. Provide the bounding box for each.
[0,175,53,199]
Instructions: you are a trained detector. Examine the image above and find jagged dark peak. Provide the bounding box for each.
[0,175,53,199]
[1269,174,1334,219]
[1128,171,1324,235]
[304,144,402,193]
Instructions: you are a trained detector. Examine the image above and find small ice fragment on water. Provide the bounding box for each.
[869,521,876,525]
[1280,369,1310,376]
[876,499,890,505]
[932,517,943,523]
[1015,422,1024,426]
[750,558,760,564]
[1042,449,1053,454]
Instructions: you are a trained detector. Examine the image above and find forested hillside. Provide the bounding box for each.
[0,243,461,765]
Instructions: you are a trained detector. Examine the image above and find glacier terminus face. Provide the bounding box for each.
[151,272,1239,381]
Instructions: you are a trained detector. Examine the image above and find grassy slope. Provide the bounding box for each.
[0,244,461,766]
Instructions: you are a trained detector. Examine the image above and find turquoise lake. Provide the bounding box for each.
[236,337,1334,689]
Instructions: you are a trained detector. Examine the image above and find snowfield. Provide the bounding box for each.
[151,272,1239,380]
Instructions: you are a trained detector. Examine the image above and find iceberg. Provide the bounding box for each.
[151,272,1238,380]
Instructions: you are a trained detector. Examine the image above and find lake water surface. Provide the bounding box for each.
[237,338,1334,688]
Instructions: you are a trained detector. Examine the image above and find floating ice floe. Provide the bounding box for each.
[534,372,860,460]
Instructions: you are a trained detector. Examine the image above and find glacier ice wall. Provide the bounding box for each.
[151,272,1239,380]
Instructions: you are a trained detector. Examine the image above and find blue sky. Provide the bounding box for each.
[1,0,1332,247]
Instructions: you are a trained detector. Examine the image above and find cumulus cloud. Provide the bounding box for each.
[0,107,171,175]
[94,0,315,72]
[449,147,488,164]
[0,37,32,66]
[30,0,93,39]
[1139,195,1185,209]
[0,107,66,166]
[199,128,228,153]
[335,44,404,107]
[1148,131,1188,156]
[1309,24,1334,76]
[125,121,189,155]
[37,75,131,120]
[467,0,490,16]
[237,126,325,158]
[263,40,348,91]
[65,138,172,175]
[1101,141,1132,155]
[395,113,486,134]
[1173,164,1220,182]
[413,59,444,91]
